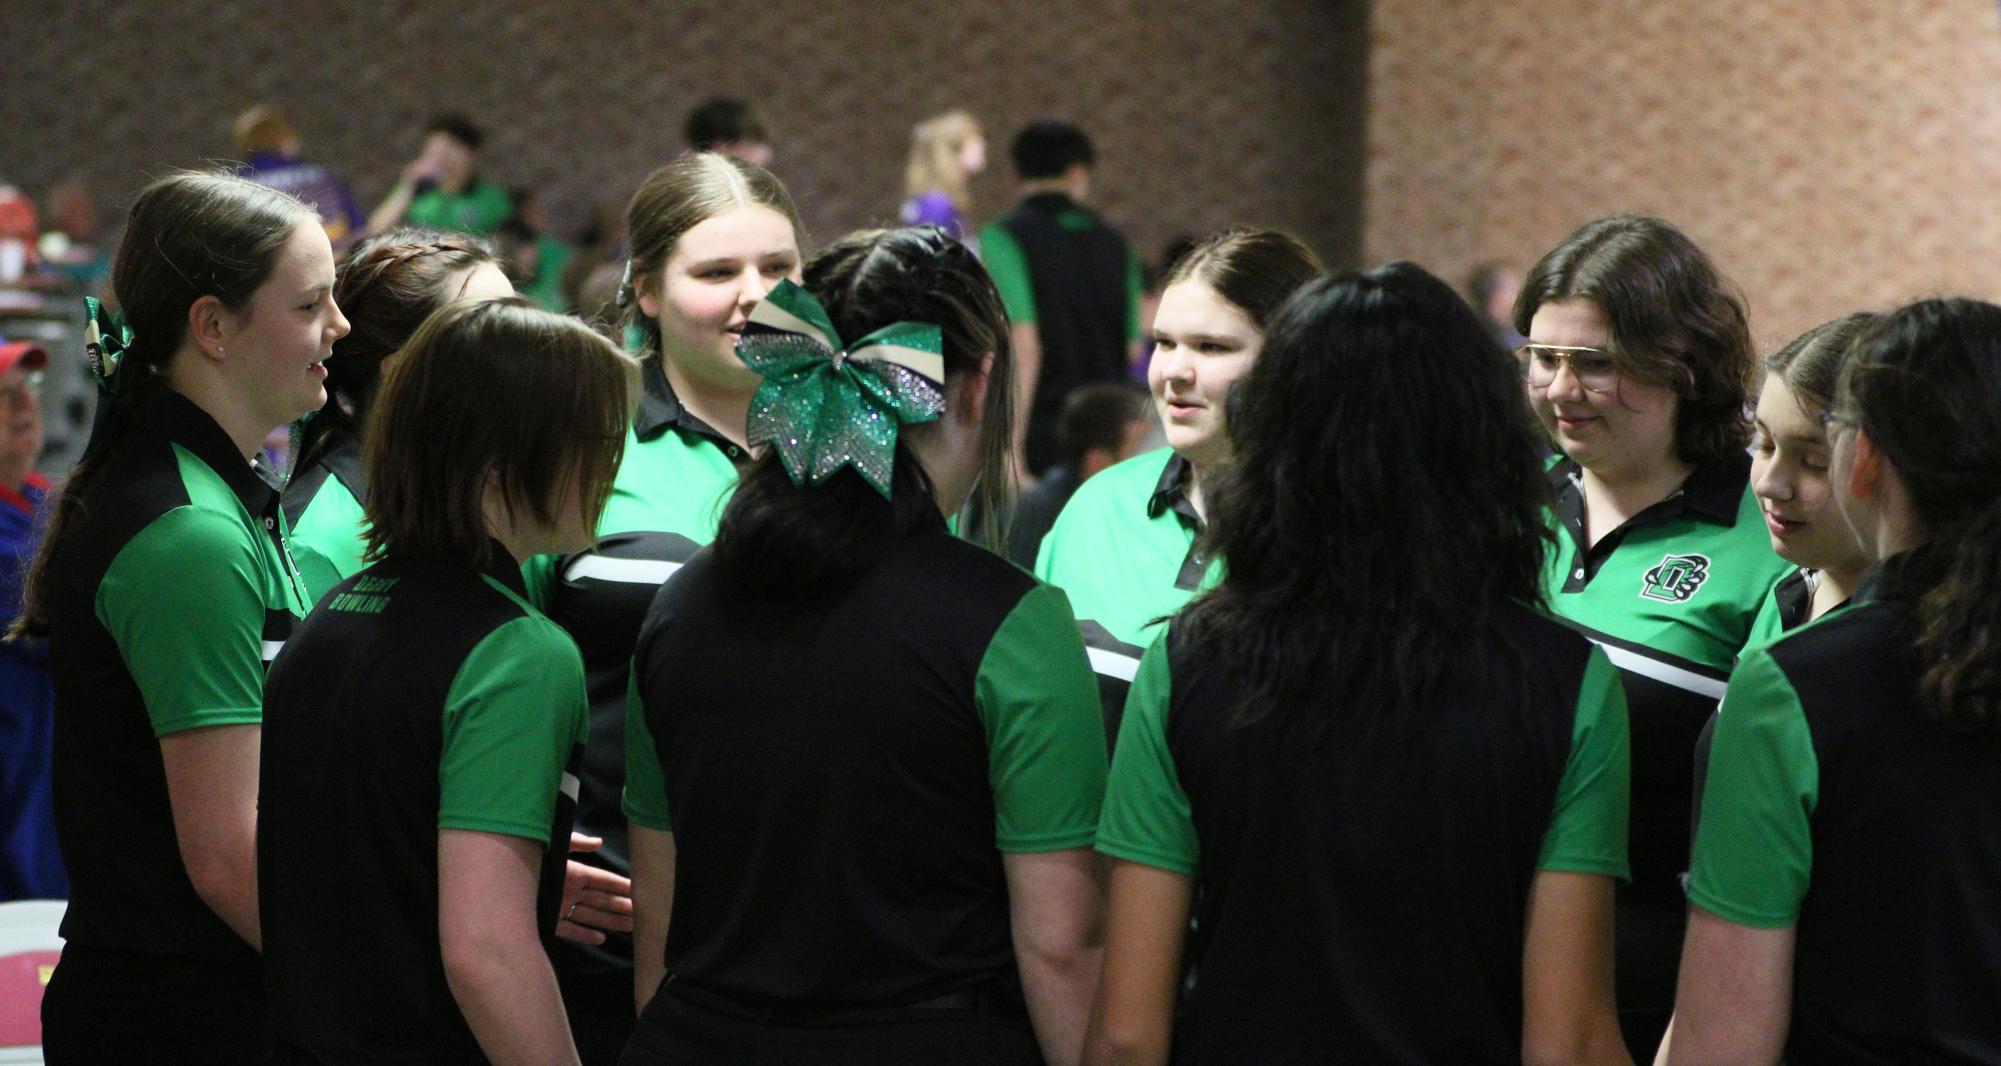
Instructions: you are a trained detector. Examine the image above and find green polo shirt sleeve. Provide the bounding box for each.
[979,222,1037,325]
[438,616,588,844]
[1686,648,1818,927]
[975,582,1106,852]
[289,477,369,605]
[1094,635,1195,875]
[623,665,673,831]
[95,506,271,737]
[1536,647,1631,879]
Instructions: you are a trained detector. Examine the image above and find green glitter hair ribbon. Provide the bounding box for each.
[735,279,947,498]
[83,296,134,394]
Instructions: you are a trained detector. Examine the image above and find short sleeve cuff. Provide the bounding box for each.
[1095,835,1197,877]
[150,705,264,739]
[1685,887,1800,930]
[438,813,555,845]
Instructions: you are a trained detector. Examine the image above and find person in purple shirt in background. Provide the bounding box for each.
[900,109,986,242]
[234,105,366,247]
[0,338,65,900]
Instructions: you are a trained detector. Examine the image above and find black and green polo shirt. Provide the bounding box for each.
[1688,549,2001,1060]
[623,509,1106,1008]
[282,430,368,605]
[1035,448,1215,744]
[259,545,587,1062]
[1096,604,1629,1061]
[1542,452,1788,1019]
[42,387,309,965]
[525,356,746,968]
[979,191,1142,474]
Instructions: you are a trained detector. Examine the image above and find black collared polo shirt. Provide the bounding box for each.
[259,545,586,1062]
[42,387,309,964]
[1690,548,2001,1061]
[526,356,747,967]
[1035,448,1215,746]
[623,511,1106,1008]
[1097,605,1629,1061]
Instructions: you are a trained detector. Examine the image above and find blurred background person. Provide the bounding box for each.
[1467,259,1524,351]
[683,97,774,166]
[979,119,1142,478]
[233,104,365,246]
[495,186,578,313]
[367,113,514,237]
[0,338,64,901]
[900,109,986,242]
[1002,382,1149,569]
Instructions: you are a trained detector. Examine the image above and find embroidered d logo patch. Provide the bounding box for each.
[1640,553,1711,603]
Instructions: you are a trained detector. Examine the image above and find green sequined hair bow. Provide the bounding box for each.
[735,279,947,498]
[83,296,134,393]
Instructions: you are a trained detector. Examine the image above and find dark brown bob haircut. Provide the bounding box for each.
[1514,214,1755,465]
[362,297,638,568]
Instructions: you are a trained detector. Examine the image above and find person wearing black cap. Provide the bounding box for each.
[621,229,1106,1065]
[1664,298,2001,1063]
[17,172,347,1062]
[260,298,637,1065]
[0,338,64,900]
[1086,264,1629,1064]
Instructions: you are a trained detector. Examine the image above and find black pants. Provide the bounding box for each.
[619,982,1044,1066]
[1615,887,1685,1062]
[42,943,268,1064]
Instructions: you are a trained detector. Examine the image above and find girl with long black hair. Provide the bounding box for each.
[1666,298,2001,1063]
[1086,263,1631,1064]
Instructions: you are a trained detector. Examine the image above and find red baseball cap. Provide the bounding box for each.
[0,340,48,376]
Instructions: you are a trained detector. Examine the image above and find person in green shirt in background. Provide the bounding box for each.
[366,113,514,238]
[1086,263,1628,1065]
[285,228,512,604]
[1034,228,1320,740]
[21,172,347,1063]
[1665,298,2001,1063]
[1517,215,1791,1059]
[529,152,807,1066]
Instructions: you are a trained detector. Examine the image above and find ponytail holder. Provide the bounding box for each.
[735,279,946,498]
[83,296,134,394]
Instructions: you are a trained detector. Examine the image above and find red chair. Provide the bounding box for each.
[0,900,64,1064]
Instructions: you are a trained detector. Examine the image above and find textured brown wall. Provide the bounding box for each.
[1368,1,2001,351]
[5,0,1367,272]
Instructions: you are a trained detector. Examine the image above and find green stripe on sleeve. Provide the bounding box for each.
[979,222,1037,325]
[1125,249,1143,343]
[95,507,268,737]
[1686,647,1818,927]
[1536,647,1632,880]
[975,583,1106,852]
[1094,635,1198,875]
[438,617,587,844]
[623,661,673,831]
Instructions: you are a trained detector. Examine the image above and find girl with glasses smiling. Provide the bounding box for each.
[1515,214,1790,1059]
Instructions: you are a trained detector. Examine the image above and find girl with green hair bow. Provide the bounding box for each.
[620,227,1108,1066]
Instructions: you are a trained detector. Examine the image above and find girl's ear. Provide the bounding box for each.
[1845,428,1883,502]
[186,294,230,363]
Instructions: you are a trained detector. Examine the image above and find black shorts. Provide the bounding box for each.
[619,981,1043,1066]
[42,943,268,1065]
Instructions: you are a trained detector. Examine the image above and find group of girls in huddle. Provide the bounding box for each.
[20,155,2001,1066]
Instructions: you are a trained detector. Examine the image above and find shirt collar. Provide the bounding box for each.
[479,537,531,598]
[1855,544,1944,606]
[1021,190,1082,215]
[136,388,284,514]
[633,356,735,450]
[1547,449,1748,529]
[1146,452,1202,529]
